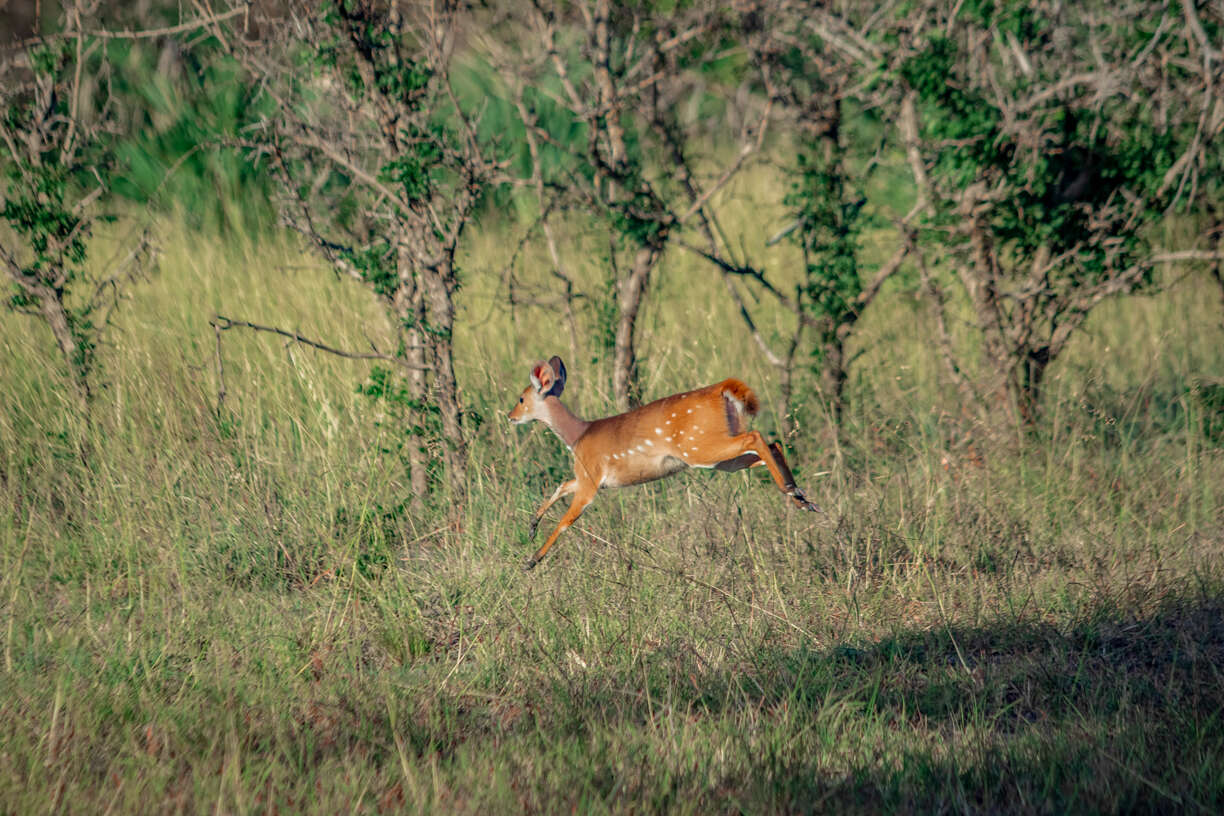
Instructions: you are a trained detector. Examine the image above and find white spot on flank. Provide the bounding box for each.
[687,408,693,414]
[655,427,662,435]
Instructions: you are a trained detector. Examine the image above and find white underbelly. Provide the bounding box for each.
[600,453,690,487]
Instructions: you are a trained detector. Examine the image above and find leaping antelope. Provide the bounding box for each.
[508,356,821,570]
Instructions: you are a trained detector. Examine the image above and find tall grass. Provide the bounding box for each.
[1,162,1222,812]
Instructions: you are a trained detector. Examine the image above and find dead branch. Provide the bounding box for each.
[2,4,247,49]
[210,315,430,371]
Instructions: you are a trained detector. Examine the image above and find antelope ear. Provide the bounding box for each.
[529,361,553,394]
[545,356,567,397]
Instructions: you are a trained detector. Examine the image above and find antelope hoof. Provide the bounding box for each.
[528,520,539,540]
[791,489,822,513]
[523,556,539,572]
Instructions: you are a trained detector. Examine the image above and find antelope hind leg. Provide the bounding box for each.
[767,442,821,512]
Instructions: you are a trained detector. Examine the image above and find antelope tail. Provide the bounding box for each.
[720,379,759,435]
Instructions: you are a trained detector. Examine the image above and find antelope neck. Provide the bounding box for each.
[542,395,590,448]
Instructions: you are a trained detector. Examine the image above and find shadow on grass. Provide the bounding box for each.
[549,585,1224,813]
[69,580,1220,813]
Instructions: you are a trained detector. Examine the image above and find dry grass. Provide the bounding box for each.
[1,186,1222,813]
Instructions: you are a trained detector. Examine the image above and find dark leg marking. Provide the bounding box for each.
[715,453,762,472]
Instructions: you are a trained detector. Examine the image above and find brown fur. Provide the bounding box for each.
[720,378,760,415]
[509,360,819,569]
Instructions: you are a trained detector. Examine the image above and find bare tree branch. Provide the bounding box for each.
[210,315,431,371]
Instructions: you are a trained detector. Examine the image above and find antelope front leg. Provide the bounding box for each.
[529,479,577,540]
[525,483,597,571]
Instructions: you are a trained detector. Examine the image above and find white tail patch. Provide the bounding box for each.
[722,391,747,435]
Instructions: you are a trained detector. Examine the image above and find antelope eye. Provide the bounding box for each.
[519,397,524,403]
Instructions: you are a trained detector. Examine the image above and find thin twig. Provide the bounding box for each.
[210,315,431,371]
[2,4,247,48]
[212,317,227,415]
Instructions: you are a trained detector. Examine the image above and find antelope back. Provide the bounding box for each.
[573,379,759,487]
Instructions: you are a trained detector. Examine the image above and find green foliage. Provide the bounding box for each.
[314,0,433,106]
[449,56,590,211]
[357,365,442,488]
[1,38,108,387]
[899,32,1176,288]
[785,141,867,370]
[377,128,442,203]
[338,240,397,298]
[107,43,275,234]
[281,0,480,252]
[898,37,1002,187]
[961,0,1045,40]
[27,42,71,76]
[1,162,89,273]
[609,180,669,248]
[789,154,864,311]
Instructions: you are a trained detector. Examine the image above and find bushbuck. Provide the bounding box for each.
[508,356,820,569]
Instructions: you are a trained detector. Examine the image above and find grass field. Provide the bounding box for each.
[2,171,1223,813]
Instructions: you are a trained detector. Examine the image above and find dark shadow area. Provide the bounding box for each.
[551,585,1224,813]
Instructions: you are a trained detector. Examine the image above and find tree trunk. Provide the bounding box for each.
[962,221,1011,383]
[420,263,467,500]
[961,216,1025,424]
[818,338,847,424]
[393,251,429,508]
[4,261,90,404]
[30,278,91,404]
[613,242,661,411]
[1015,345,1051,426]
[1211,217,1224,317]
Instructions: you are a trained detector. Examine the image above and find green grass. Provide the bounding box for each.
[1,178,1223,813]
